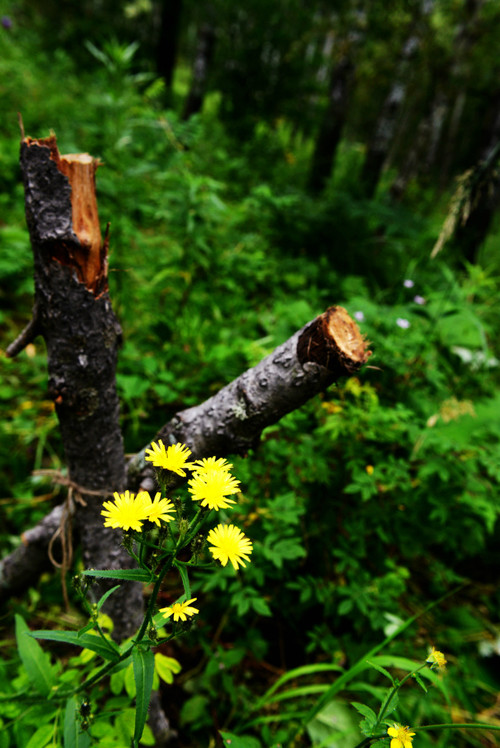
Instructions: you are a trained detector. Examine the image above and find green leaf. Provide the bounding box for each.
[251,597,272,616]
[365,660,395,685]
[338,599,353,616]
[125,662,136,698]
[413,671,428,693]
[63,697,92,748]
[253,663,344,710]
[15,615,55,696]
[25,725,54,748]
[180,694,210,725]
[378,689,399,720]
[0,724,9,748]
[96,585,121,611]
[110,667,126,695]
[219,731,262,748]
[175,562,191,599]
[82,569,152,582]
[77,621,97,637]
[30,630,120,662]
[154,653,181,684]
[132,647,155,745]
[350,702,377,727]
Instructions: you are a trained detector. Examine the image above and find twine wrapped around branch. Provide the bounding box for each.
[33,470,113,607]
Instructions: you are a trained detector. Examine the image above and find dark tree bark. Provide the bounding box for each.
[131,306,371,488]
[438,0,485,188]
[0,504,64,596]
[361,0,434,198]
[361,38,420,198]
[308,53,355,194]
[156,0,183,90]
[453,115,500,264]
[182,21,216,120]
[14,135,142,641]
[390,89,448,200]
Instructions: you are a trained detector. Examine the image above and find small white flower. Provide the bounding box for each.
[396,318,411,329]
[353,311,365,322]
[403,279,414,288]
[414,295,426,305]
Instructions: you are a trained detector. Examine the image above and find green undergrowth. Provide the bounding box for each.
[1,12,500,747]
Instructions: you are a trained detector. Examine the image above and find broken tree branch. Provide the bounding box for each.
[129,305,371,488]
[1,307,370,599]
[6,302,41,357]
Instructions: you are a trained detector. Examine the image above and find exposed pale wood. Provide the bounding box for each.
[23,135,106,293]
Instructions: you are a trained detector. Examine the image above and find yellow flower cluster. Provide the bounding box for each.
[145,441,241,511]
[101,490,175,532]
[103,443,253,570]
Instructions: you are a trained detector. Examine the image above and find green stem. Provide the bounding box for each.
[71,657,123,695]
[376,663,427,728]
[416,723,500,732]
[135,554,175,643]
[183,507,210,547]
[174,559,214,569]
[94,621,121,657]
[58,554,178,699]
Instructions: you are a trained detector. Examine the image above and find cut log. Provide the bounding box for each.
[129,306,371,489]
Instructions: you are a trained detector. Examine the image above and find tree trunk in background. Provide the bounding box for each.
[156,0,183,90]
[423,90,448,173]
[308,53,355,193]
[391,1,485,199]
[182,21,216,120]
[438,0,484,188]
[18,135,143,642]
[361,0,434,198]
[453,105,500,263]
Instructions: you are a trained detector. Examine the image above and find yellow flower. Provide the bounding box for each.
[387,724,416,748]
[138,491,176,526]
[101,490,149,532]
[188,467,241,510]
[159,598,199,622]
[207,524,253,570]
[191,456,233,474]
[144,440,193,476]
[426,646,447,670]
[366,465,374,475]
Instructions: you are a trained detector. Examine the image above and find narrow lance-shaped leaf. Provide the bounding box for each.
[96,584,121,611]
[64,697,92,748]
[82,569,152,583]
[30,630,120,662]
[15,614,55,696]
[175,561,191,599]
[132,646,155,745]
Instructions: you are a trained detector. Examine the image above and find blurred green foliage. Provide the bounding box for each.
[1,1,500,746]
